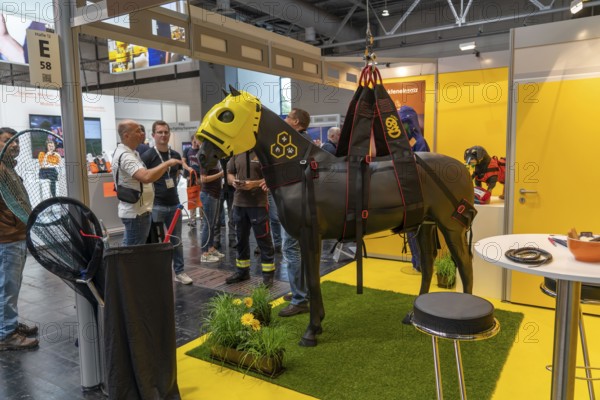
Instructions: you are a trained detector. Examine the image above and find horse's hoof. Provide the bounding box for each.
[401,311,413,325]
[299,337,317,347]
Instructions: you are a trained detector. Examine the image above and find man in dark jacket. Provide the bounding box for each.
[0,127,39,351]
[399,106,430,271]
[141,121,192,285]
[277,109,311,317]
[321,127,340,155]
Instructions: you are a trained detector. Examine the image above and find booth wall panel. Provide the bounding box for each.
[510,77,600,310]
[436,67,508,197]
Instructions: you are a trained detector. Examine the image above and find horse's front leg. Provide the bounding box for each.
[402,221,437,324]
[299,237,324,347]
[417,221,438,295]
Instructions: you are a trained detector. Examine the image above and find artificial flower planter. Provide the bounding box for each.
[436,273,456,289]
[434,254,457,289]
[202,287,288,378]
[210,345,285,377]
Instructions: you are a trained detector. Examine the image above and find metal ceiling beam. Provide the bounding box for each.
[529,0,555,11]
[321,0,600,50]
[326,3,359,44]
[389,0,422,35]
[231,0,363,43]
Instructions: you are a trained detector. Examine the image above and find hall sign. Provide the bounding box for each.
[26,30,62,88]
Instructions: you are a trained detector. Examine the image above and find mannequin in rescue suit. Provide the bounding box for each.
[38,139,62,197]
[464,145,506,203]
[399,105,430,272]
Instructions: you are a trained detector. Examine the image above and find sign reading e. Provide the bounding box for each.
[26,29,62,88]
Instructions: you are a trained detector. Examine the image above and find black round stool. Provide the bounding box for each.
[411,292,500,400]
[541,277,600,400]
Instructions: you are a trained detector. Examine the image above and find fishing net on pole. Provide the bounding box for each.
[0,128,67,223]
[26,197,106,306]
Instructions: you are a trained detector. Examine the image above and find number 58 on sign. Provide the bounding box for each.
[26,30,62,88]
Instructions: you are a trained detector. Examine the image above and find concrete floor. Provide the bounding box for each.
[1,222,349,399]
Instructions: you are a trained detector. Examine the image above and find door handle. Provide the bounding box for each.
[519,188,538,195]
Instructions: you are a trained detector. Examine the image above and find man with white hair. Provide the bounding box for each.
[321,127,341,154]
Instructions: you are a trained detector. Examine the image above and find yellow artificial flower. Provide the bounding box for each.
[241,313,255,326]
[250,319,261,331]
[232,299,242,306]
[243,297,253,308]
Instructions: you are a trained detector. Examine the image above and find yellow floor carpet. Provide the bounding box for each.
[176,258,600,399]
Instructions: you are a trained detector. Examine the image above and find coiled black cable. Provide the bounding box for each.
[505,247,553,266]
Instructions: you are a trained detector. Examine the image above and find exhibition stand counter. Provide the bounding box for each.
[88,173,191,234]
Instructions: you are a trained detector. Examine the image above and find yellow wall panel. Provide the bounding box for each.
[437,67,508,196]
[510,76,600,312]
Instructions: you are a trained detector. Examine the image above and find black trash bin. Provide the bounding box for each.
[102,243,180,400]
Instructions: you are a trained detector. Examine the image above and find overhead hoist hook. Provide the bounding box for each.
[363,0,376,66]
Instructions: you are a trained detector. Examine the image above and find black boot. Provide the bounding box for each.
[225,269,250,284]
[262,272,274,288]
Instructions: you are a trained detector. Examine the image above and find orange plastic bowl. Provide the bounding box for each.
[567,237,600,263]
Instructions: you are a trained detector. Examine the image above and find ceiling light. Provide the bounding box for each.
[382,0,389,17]
[459,41,476,51]
[570,0,583,14]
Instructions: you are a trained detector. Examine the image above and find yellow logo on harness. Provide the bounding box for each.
[386,115,401,139]
[271,131,298,159]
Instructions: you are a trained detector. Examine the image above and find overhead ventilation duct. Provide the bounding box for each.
[231,0,362,43]
[215,0,236,15]
[305,27,316,42]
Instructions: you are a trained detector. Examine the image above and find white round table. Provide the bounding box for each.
[474,234,600,400]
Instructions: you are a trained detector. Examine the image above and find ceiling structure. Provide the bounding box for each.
[190,0,600,59]
[1,0,598,89]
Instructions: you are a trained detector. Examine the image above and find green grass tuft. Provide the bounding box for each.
[187,281,524,400]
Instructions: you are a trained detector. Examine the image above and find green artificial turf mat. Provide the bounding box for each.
[187,281,524,400]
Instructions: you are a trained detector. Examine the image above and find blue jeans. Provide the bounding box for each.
[152,205,184,274]
[268,193,282,248]
[407,231,421,272]
[0,240,26,340]
[200,192,218,253]
[281,228,308,305]
[121,212,152,246]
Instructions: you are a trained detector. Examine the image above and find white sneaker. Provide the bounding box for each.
[209,249,225,258]
[201,254,220,263]
[174,272,193,285]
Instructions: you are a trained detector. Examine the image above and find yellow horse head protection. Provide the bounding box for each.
[195,87,261,156]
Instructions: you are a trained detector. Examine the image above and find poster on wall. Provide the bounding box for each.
[385,80,426,136]
[107,20,189,74]
[0,14,51,65]
[29,114,64,158]
[29,115,104,158]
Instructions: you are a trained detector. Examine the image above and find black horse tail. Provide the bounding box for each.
[414,154,477,254]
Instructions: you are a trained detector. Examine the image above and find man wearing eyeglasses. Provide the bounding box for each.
[113,120,182,247]
[141,121,192,285]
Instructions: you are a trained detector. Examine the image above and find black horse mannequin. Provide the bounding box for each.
[196,89,476,347]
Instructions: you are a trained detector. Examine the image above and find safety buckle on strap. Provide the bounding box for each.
[365,155,372,164]
[310,160,318,170]
[361,210,369,219]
